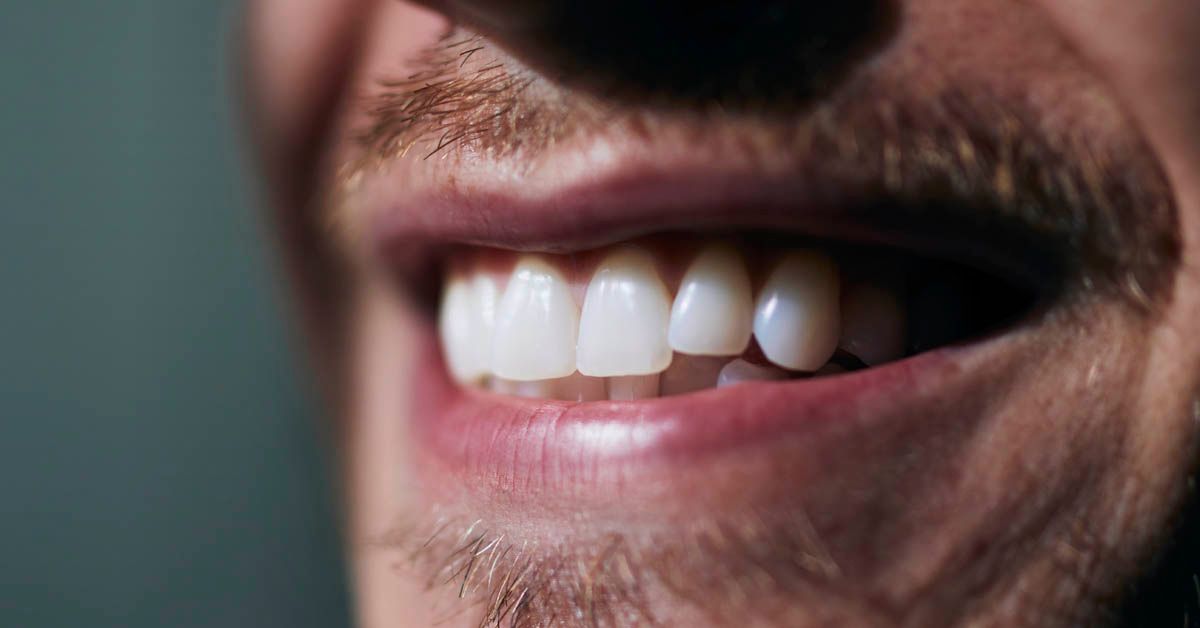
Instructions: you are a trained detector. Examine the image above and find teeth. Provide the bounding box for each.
[839,283,906,366]
[442,241,893,400]
[607,374,661,400]
[577,247,674,377]
[660,354,727,396]
[752,251,841,371]
[438,274,496,382]
[668,244,754,356]
[489,377,558,399]
[491,256,580,381]
[551,372,608,402]
[717,359,790,387]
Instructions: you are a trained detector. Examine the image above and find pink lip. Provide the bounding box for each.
[369,159,1053,293]
[407,323,978,504]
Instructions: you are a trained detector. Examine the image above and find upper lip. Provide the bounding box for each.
[362,147,1069,298]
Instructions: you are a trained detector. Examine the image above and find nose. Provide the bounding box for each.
[417,0,897,109]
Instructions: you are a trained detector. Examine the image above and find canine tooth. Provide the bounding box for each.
[668,244,754,356]
[607,374,661,400]
[839,283,906,365]
[660,354,726,395]
[577,247,673,377]
[491,256,579,381]
[753,251,840,371]
[438,275,492,383]
[716,359,790,387]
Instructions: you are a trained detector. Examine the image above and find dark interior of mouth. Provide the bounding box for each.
[899,253,1035,358]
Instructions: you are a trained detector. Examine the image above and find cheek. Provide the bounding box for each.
[1036,1,1200,267]
[1036,0,1200,502]
[244,0,373,156]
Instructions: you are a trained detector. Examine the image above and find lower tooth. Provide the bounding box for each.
[717,359,790,387]
[660,354,726,395]
[552,372,607,402]
[607,374,661,400]
[489,378,556,399]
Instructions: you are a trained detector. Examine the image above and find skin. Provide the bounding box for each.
[242,1,1200,626]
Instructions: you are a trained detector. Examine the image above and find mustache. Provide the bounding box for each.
[350,29,1180,309]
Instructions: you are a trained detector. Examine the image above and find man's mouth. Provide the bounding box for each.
[339,37,1176,496]
[358,148,1071,500]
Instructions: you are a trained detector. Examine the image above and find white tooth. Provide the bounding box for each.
[753,251,841,371]
[550,372,607,402]
[607,374,661,400]
[716,359,790,387]
[489,377,556,399]
[839,283,906,366]
[659,354,726,396]
[473,273,499,343]
[439,274,492,383]
[577,247,673,377]
[491,256,579,381]
[668,244,754,356]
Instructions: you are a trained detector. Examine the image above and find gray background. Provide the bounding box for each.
[0,2,351,626]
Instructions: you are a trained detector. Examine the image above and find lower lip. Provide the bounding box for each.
[409,327,969,502]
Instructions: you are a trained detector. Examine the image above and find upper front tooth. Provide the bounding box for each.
[438,274,496,383]
[491,256,580,381]
[473,273,498,343]
[753,251,841,371]
[668,244,754,356]
[577,247,673,377]
[839,282,906,366]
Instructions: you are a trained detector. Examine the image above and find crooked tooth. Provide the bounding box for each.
[753,251,841,371]
[607,374,661,400]
[491,256,579,381]
[668,244,754,356]
[577,247,673,377]
[660,354,726,396]
[438,274,495,383]
[717,359,789,387]
[839,283,906,366]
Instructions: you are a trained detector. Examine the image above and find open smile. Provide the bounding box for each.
[379,172,1046,500]
[344,58,1152,503]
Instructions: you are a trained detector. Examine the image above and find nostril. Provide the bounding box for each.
[427,0,899,110]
